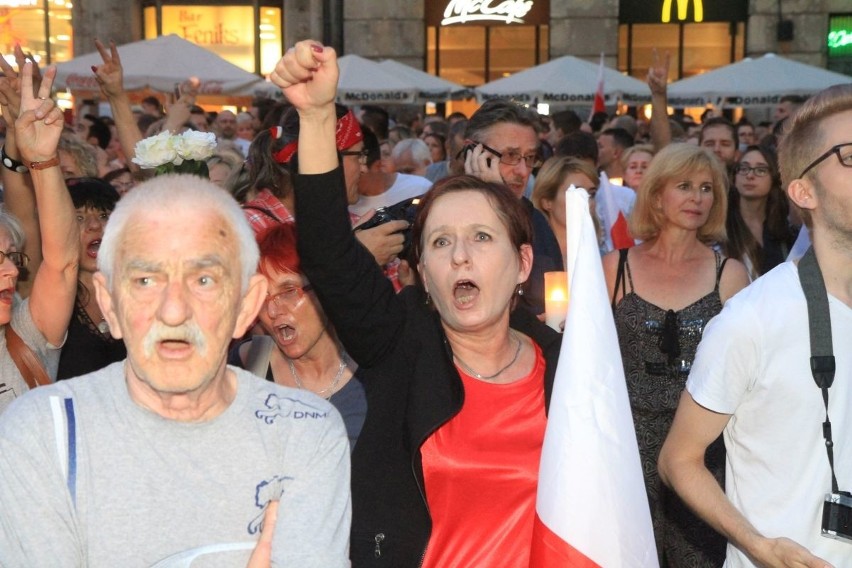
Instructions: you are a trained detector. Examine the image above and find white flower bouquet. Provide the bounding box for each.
[132,130,218,177]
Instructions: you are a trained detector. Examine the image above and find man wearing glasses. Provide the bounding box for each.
[462,99,563,316]
[658,84,852,567]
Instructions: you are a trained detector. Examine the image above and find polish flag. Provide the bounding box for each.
[529,186,658,567]
[589,53,606,122]
[596,172,636,252]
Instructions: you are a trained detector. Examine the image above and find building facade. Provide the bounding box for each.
[5,0,849,89]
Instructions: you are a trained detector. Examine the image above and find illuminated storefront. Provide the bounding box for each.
[0,0,72,65]
[828,13,852,76]
[425,0,549,86]
[142,0,282,76]
[618,0,747,81]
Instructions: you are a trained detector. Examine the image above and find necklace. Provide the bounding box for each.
[453,333,523,381]
[287,356,347,399]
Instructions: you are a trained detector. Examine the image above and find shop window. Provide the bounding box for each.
[142,1,282,76]
[0,0,73,65]
[427,25,548,86]
[618,21,744,80]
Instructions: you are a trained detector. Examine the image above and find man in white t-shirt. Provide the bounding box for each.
[349,128,431,218]
[658,84,852,568]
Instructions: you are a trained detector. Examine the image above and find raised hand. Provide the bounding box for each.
[0,50,25,120]
[14,62,63,165]
[647,48,670,97]
[269,40,338,114]
[92,39,125,99]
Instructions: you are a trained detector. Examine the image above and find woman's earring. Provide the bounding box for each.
[516,284,524,296]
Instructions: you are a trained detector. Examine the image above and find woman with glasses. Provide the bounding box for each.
[56,178,126,380]
[230,223,366,449]
[725,145,797,280]
[603,143,749,567]
[0,60,79,413]
[272,42,562,566]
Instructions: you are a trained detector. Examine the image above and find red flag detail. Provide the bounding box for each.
[530,514,603,568]
[610,211,634,249]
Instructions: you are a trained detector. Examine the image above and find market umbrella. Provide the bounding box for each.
[54,34,273,97]
[667,53,852,108]
[378,59,470,102]
[336,54,419,105]
[474,55,651,107]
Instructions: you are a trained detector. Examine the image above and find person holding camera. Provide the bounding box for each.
[658,84,852,567]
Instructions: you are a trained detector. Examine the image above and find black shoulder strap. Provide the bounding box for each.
[611,248,629,310]
[715,252,729,291]
[797,246,841,494]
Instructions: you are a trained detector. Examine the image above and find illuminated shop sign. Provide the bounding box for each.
[619,0,746,24]
[828,15,852,58]
[426,0,549,26]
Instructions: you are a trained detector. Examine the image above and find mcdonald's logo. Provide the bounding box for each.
[661,0,704,23]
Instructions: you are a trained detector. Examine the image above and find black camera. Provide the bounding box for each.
[821,492,852,544]
[354,196,421,262]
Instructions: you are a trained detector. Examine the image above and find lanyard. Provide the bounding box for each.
[797,246,843,495]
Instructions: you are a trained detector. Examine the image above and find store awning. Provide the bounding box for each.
[666,53,852,108]
[377,59,470,103]
[335,54,422,105]
[54,34,274,97]
[474,55,651,107]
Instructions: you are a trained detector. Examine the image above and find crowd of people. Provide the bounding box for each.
[0,38,848,568]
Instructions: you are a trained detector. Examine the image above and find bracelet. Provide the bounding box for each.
[28,155,60,171]
[1,145,29,174]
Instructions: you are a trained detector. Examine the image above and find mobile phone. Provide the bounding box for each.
[459,143,492,168]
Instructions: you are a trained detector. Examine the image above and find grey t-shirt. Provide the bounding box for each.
[0,296,61,414]
[0,362,351,567]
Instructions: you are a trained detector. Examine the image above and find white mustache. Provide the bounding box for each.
[142,322,207,357]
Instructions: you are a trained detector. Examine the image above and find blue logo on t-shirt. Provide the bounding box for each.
[254,393,328,424]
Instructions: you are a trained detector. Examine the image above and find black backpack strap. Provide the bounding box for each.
[611,248,629,310]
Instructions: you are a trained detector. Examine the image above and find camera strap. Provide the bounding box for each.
[797,246,842,495]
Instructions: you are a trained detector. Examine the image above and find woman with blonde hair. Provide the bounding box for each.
[532,156,603,259]
[621,143,656,191]
[603,142,749,567]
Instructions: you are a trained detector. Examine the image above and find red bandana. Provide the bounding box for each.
[272,110,363,164]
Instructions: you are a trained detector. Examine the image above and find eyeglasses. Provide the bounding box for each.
[735,164,771,177]
[461,142,542,169]
[265,283,313,310]
[798,142,852,179]
[340,149,369,166]
[0,250,29,268]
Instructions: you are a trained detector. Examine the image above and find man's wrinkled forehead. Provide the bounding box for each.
[479,121,539,153]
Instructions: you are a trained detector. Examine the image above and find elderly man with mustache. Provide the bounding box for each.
[0,172,351,567]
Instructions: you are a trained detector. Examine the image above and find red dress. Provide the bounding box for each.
[421,343,547,568]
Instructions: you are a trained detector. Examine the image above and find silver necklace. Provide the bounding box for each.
[453,333,522,381]
[287,356,347,399]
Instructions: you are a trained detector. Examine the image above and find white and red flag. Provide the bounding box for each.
[589,53,607,121]
[529,186,658,567]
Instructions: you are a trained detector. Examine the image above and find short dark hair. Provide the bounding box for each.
[66,177,120,212]
[360,105,390,141]
[465,99,541,143]
[361,126,381,167]
[411,175,532,271]
[554,131,598,163]
[699,117,738,147]
[84,114,112,149]
[550,110,582,136]
[601,127,635,150]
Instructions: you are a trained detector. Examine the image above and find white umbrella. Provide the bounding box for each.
[667,53,852,108]
[54,34,272,97]
[336,54,418,105]
[475,55,651,106]
[378,59,469,102]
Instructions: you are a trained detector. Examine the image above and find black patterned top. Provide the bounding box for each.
[57,298,126,381]
[613,248,727,568]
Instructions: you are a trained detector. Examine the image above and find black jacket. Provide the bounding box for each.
[295,168,563,567]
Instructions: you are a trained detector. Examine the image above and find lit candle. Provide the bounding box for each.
[544,271,569,332]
